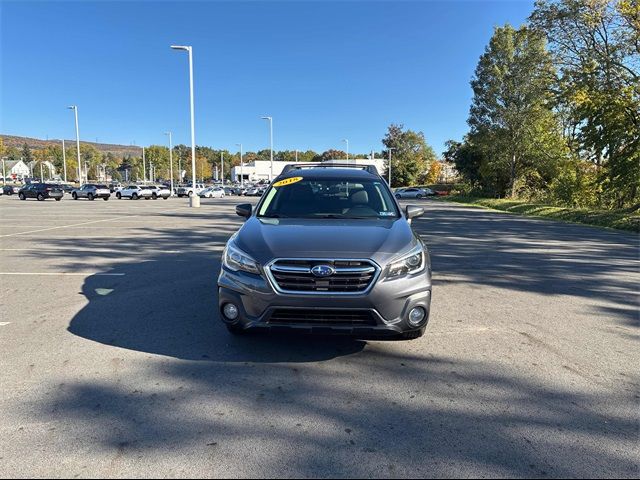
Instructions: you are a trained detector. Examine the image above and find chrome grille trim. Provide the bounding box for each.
[265,258,381,296]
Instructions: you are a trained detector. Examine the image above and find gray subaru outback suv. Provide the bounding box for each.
[218,163,432,339]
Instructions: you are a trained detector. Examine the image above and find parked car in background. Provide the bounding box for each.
[177,183,206,197]
[18,183,64,201]
[59,184,75,194]
[71,184,111,201]
[394,187,435,199]
[108,182,123,193]
[3,185,21,195]
[142,185,171,199]
[116,185,152,200]
[199,186,225,198]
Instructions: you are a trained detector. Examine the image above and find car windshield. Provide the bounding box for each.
[257,177,399,219]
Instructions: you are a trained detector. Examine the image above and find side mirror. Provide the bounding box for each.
[236,203,252,219]
[405,205,424,222]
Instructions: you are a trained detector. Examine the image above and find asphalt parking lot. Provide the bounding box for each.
[0,194,638,478]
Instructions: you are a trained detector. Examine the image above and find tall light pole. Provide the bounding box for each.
[295,149,298,162]
[171,44,199,207]
[261,116,273,181]
[142,146,146,182]
[68,105,81,184]
[220,151,224,186]
[165,132,174,196]
[2,157,6,185]
[62,139,67,183]
[388,147,395,186]
[236,143,243,186]
[342,139,349,162]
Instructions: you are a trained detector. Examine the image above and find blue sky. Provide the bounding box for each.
[1,1,534,156]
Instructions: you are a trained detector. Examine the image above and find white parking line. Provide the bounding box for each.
[0,272,125,276]
[0,216,140,238]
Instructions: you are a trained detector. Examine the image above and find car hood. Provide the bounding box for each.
[233,217,419,265]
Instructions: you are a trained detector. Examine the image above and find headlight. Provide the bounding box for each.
[386,244,425,278]
[223,242,260,274]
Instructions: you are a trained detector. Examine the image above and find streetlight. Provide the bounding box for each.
[142,146,146,182]
[68,105,81,184]
[342,139,349,162]
[388,147,395,186]
[220,151,224,186]
[62,139,67,183]
[295,149,298,162]
[236,143,243,186]
[171,44,199,207]
[165,132,174,196]
[260,116,273,181]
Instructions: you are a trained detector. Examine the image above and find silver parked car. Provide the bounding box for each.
[218,163,431,339]
[394,187,435,199]
[71,184,111,201]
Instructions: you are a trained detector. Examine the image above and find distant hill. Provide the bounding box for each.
[1,134,142,157]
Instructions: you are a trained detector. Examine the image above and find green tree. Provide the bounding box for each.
[469,24,568,197]
[22,143,33,164]
[382,124,436,187]
[530,0,640,206]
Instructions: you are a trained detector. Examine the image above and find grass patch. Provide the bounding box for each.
[440,195,640,233]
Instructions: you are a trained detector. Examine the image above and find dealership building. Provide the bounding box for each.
[230,158,387,182]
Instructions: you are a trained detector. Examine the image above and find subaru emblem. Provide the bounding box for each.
[311,264,335,277]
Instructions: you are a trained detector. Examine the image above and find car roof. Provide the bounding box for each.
[276,167,378,181]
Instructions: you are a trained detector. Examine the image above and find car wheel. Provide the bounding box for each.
[188,191,193,197]
[72,192,78,200]
[116,192,121,199]
[18,192,25,200]
[103,197,109,201]
[226,324,247,335]
[132,193,138,200]
[55,197,61,201]
[88,193,94,201]
[163,196,168,200]
[37,193,45,201]
[416,194,423,199]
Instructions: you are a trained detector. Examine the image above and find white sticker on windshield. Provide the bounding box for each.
[380,212,395,216]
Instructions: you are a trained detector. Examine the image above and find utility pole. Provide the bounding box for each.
[220,151,224,186]
[142,146,146,182]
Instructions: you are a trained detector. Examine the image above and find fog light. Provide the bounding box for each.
[223,303,239,320]
[408,307,426,327]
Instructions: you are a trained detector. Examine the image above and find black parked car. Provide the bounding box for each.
[18,183,64,201]
[3,185,20,195]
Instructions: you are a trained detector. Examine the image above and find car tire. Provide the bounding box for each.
[163,196,168,200]
[72,192,78,200]
[132,193,138,200]
[188,191,193,197]
[416,194,423,199]
[88,193,94,201]
[116,192,121,199]
[18,192,25,200]
[37,193,45,201]
[226,324,247,335]
[55,197,61,201]
[103,197,109,201]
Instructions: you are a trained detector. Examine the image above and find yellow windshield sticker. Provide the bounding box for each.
[273,176,303,187]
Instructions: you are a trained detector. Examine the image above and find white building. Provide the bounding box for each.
[230,158,387,182]
[2,160,30,180]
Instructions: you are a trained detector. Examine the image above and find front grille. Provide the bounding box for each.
[268,259,378,294]
[268,309,376,326]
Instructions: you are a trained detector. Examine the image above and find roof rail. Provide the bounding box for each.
[281,163,380,176]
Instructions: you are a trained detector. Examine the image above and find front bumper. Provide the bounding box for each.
[218,266,431,337]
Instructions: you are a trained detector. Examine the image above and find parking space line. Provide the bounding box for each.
[0,216,139,238]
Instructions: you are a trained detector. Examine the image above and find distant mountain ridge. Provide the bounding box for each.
[1,134,143,157]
